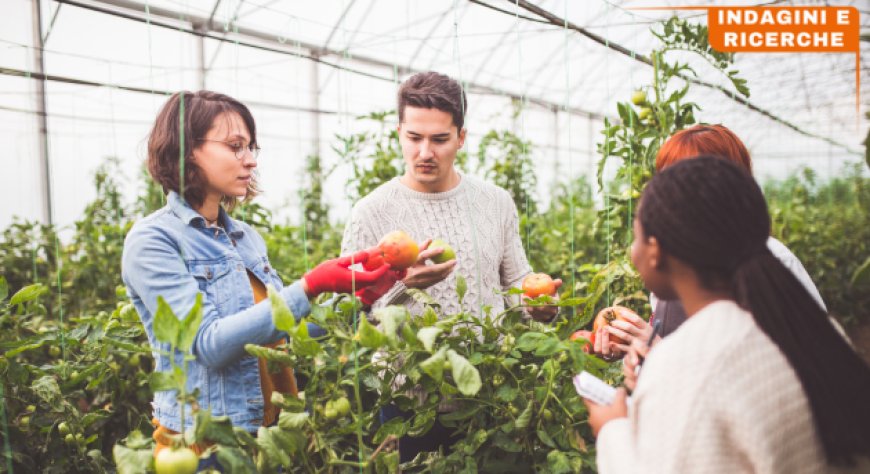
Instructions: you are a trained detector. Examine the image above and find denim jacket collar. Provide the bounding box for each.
[167,191,245,240]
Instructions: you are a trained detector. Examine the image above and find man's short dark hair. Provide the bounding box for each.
[398,72,467,130]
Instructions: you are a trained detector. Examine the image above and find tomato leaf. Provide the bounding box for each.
[417,327,442,352]
[0,276,8,302]
[148,371,175,393]
[194,410,239,447]
[456,275,467,304]
[546,450,572,474]
[447,349,482,396]
[152,297,180,348]
[113,443,153,474]
[257,426,291,468]
[9,283,48,306]
[177,293,202,352]
[514,403,533,429]
[268,285,296,333]
[215,446,258,474]
[515,332,548,352]
[278,411,309,430]
[419,346,447,382]
[356,316,387,349]
[376,306,407,346]
[291,322,321,357]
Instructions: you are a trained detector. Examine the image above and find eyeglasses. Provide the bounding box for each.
[196,138,260,161]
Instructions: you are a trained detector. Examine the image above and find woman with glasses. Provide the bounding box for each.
[122,90,401,466]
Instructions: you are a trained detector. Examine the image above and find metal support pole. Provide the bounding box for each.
[32,0,53,225]
[310,53,321,159]
[552,106,559,191]
[196,26,206,90]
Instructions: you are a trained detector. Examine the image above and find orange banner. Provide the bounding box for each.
[707,6,859,53]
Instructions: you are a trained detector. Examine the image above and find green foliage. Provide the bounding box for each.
[477,130,537,215]
[765,165,870,325]
[337,111,405,203]
[0,283,153,472]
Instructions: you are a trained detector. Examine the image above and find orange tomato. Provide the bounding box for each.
[592,306,639,346]
[522,273,556,298]
[377,231,419,270]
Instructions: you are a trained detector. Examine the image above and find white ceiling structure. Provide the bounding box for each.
[1,0,867,230]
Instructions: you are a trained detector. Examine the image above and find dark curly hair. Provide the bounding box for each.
[639,156,870,467]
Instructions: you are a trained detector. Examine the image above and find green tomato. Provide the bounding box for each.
[638,107,652,121]
[631,90,647,106]
[48,346,61,357]
[25,404,36,413]
[443,360,452,371]
[492,374,505,387]
[70,371,80,380]
[508,404,520,416]
[333,397,351,417]
[127,353,141,368]
[154,447,199,474]
[542,409,554,421]
[64,433,76,445]
[429,239,456,264]
[19,416,30,428]
[324,406,339,420]
[58,422,71,436]
[75,433,84,445]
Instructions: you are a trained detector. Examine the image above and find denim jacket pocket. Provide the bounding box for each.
[189,259,235,313]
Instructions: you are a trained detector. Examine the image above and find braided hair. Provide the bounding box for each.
[639,156,870,466]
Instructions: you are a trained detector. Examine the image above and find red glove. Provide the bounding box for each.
[356,269,407,306]
[303,251,392,297]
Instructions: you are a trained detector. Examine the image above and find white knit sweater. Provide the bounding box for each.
[596,300,869,474]
[341,173,532,317]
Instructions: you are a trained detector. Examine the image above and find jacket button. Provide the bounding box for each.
[264,265,271,273]
[205,268,213,279]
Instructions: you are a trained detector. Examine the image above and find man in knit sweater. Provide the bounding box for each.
[341,71,559,322]
[342,70,560,463]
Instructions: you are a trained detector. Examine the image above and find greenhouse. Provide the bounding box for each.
[1,0,868,472]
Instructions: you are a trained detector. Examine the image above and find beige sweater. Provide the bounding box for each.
[341,173,532,317]
[596,300,869,474]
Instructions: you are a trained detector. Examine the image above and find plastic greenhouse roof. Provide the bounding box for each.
[0,0,867,229]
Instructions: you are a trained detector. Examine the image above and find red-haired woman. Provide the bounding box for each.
[592,125,837,383]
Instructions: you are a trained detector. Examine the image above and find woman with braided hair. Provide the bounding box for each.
[584,156,870,473]
[591,124,840,370]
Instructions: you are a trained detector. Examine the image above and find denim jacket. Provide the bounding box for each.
[121,192,311,433]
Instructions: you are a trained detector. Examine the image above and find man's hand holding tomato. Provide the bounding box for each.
[401,239,457,290]
[521,273,563,322]
[583,387,629,437]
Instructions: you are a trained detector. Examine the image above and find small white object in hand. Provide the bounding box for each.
[573,371,617,406]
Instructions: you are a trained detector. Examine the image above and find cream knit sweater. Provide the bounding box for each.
[596,300,869,474]
[341,173,532,317]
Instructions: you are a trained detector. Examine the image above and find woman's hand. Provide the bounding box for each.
[583,388,628,437]
[622,337,652,392]
[592,312,658,360]
[355,268,407,306]
[303,251,394,297]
